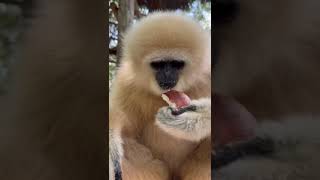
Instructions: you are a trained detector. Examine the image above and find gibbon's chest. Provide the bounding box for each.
[136,95,166,121]
[140,113,198,172]
[141,121,198,171]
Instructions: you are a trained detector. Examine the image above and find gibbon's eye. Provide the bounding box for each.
[150,60,185,70]
[169,60,185,69]
[150,61,166,69]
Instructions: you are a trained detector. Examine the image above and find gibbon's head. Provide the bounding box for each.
[121,11,211,95]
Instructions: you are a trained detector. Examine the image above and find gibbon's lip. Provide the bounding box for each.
[214,94,257,147]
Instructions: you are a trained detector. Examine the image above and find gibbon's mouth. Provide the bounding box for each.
[214,94,257,148]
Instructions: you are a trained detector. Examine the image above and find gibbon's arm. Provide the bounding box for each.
[109,130,123,180]
[155,98,211,141]
[109,108,127,180]
[213,118,320,180]
[108,107,147,180]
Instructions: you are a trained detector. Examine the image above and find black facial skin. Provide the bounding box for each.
[150,60,185,90]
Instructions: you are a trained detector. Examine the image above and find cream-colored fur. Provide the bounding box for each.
[109,12,211,179]
[156,98,211,142]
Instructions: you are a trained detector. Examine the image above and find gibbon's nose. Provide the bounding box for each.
[159,80,177,90]
[155,67,179,90]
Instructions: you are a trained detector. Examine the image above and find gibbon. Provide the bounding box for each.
[213,0,320,179]
[0,0,107,180]
[109,12,212,180]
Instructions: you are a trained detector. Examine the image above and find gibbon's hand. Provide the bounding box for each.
[155,98,211,141]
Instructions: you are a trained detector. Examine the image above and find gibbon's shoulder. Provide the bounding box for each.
[122,11,211,63]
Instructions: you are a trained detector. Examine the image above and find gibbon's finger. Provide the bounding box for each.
[158,108,197,131]
[171,105,197,116]
[171,98,211,116]
[155,106,211,141]
[156,105,209,131]
[190,98,212,109]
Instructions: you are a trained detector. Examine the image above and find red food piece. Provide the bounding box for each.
[162,90,191,109]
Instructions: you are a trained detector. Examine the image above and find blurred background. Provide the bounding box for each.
[0,0,32,95]
[108,0,211,91]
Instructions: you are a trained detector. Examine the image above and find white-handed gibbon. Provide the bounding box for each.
[109,12,212,180]
[213,0,320,179]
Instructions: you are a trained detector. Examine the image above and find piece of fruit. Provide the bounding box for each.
[161,90,191,109]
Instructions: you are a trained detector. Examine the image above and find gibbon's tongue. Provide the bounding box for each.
[214,94,257,147]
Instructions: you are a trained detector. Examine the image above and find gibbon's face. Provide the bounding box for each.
[122,12,211,95]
